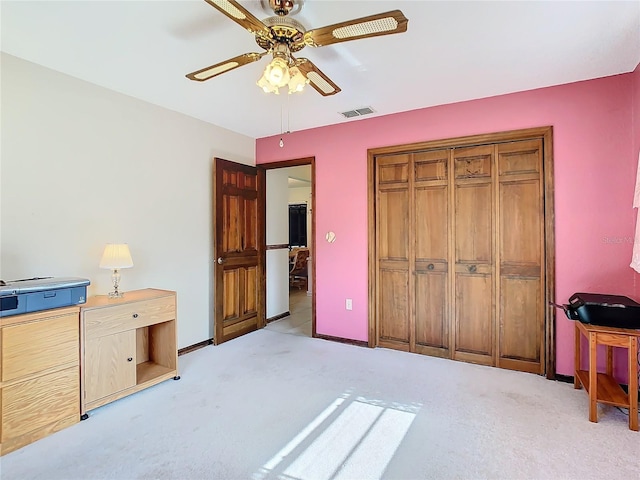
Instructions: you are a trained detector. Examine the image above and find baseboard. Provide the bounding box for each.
[178,339,213,356]
[266,311,290,323]
[314,333,369,348]
[555,374,573,384]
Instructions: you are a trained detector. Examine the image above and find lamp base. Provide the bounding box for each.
[107,269,124,298]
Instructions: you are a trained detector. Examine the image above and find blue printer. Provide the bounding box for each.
[0,277,90,317]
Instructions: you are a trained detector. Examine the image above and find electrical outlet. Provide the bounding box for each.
[346,298,353,310]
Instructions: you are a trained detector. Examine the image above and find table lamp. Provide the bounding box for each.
[99,243,133,298]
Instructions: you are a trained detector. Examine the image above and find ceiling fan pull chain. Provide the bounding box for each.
[279,98,284,147]
[287,92,291,134]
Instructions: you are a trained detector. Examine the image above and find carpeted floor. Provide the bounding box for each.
[2,328,639,480]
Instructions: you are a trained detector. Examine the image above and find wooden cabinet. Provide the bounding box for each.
[0,307,80,456]
[81,289,178,415]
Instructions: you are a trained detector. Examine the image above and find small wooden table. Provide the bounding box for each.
[574,321,638,431]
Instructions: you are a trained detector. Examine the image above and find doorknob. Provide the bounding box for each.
[217,257,226,265]
[468,265,477,273]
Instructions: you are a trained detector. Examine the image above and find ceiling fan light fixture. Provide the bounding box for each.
[264,56,290,87]
[287,67,308,94]
[257,72,280,94]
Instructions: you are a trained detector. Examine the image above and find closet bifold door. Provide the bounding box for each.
[413,149,451,358]
[376,154,412,351]
[496,139,545,374]
[452,145,495,366]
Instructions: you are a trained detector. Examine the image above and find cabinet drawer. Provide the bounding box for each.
[1,312,79,382]
[1,365,79,440]
[84,296,175,339]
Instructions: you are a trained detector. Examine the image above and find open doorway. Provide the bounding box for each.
[262,158,314,337]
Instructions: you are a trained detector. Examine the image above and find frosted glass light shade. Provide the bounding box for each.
[287,67,308,94]
[99,244,134,269]
[265,57,290,87]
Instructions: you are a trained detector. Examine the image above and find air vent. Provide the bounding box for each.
[340,107,375,119]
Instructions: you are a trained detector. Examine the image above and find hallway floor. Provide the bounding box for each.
[265,288,312,337]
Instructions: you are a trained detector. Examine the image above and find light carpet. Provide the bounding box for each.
[2,328,639,480]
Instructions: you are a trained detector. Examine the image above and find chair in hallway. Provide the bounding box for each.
[289,248,309,290]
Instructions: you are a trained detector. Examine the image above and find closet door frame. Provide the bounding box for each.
[367,126,556,378]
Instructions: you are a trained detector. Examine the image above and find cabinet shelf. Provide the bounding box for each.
[575,369,629,407]
[137,361,175,385]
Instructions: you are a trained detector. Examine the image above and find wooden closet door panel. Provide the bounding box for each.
[379,189,409,260]
[453,146,494,364]
[499,277,542,367]
[414,149,450,355]
[497,140,544,373]
[376,154,411,349]
[415,186,448,260]
[454,183,492,263]
[415,271,448,352]
[379,270,410,345]
[455,273,493,359]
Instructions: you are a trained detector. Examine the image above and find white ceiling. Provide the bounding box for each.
[2,1,639,139]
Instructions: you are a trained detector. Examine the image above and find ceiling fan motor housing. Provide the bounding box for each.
[256,16,306,53]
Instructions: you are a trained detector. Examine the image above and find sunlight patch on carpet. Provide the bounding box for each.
[253,392,420,480]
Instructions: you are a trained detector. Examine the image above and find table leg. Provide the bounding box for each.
[574,323,582,389]
[606,345,613,377]
[589,332,598,423]
[628,336,638,431]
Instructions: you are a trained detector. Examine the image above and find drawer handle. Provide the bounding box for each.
[132,313,139,318]
[468,265,477,273]
[127,357,133,362]
[427,263,435,270]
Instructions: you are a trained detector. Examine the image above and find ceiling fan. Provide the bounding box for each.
[186,0,408,96]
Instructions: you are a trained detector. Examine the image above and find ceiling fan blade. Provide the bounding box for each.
[295,58,341,96]
[186,52,266,81]
[303,10,408,48]
[203,0,271,37]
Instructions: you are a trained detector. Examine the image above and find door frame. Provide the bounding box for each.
[367,127,557,378]
[261,156,316,337]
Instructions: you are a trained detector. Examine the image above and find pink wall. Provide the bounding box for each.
[634,62,640,165]
[257,73,636,378]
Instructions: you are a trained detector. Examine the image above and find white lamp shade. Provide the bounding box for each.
[99,244,134,269]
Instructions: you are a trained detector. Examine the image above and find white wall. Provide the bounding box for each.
[265,169,289,318]
[0,53,255,348]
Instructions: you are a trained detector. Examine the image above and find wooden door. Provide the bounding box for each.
[496,140,545,373]
[452,145,495,366]
[376,154,411,351]
[213,158,265,345]
[370,128,553,376]
[414,149,451,358]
